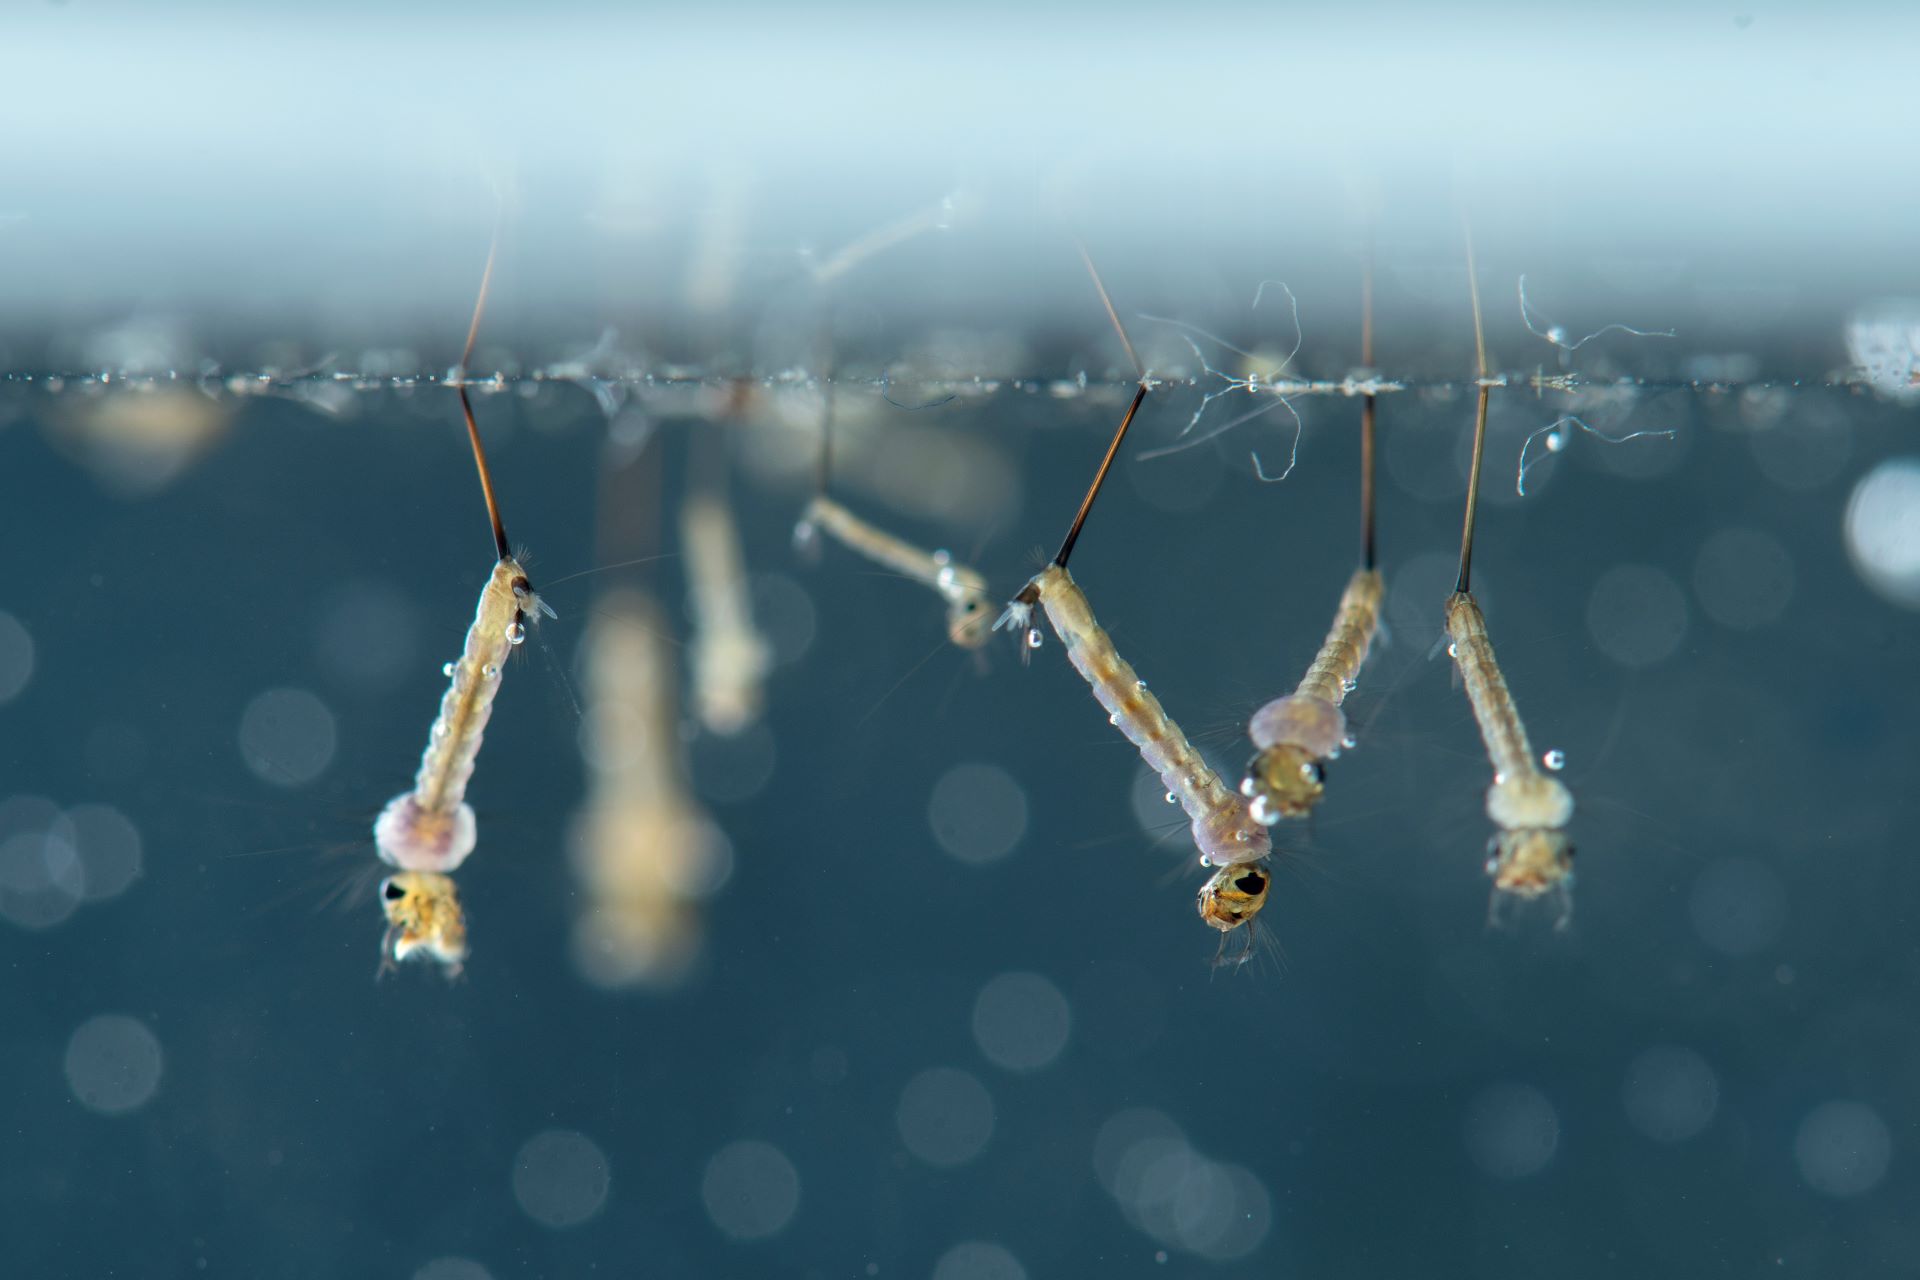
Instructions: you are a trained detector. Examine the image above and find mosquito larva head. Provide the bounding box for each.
[1486,829,1575,899]
[379,871,469,977]
[946,594,995,650]
[506,567,557,628]
[1197,861,1271,933]
[1241,744,1326,822]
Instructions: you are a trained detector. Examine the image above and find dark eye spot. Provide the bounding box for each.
[381,879,406,902]
[1309,762,1327,784]
[511,575,531,597]
[1234,872,1266,894]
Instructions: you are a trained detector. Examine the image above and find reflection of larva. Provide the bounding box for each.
[1243,265,1385,825]
[373,237,554,978]
[995,248,1270,960]
[681,484,772,736]
[1447,236,1575,925]
[569,586,729,991]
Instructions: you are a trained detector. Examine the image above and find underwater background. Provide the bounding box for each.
[4,4,1920,1278]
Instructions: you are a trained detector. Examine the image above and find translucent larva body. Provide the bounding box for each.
[1004,565,1270,870]
[1243,566,1383,822]
[797,495,995,649]
[373,558,541,875]
[1444,591,1575,899]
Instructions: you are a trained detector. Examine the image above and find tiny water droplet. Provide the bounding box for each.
[1447,642,1458,658]
[1493,771,1507,786]
[506,620,527,645]
[1164,790,1178,805]
[1108,713,1119,726]
[481,663,498,680]
[1026,628,1044,650]
[1342,677,1358,693]
[1341,734,1357,750]
[1135,678,1147,690]
[1543,749,1567,771]
[1546,429,1566,453]
[1239,777,1257,798]
[442,661,457,678]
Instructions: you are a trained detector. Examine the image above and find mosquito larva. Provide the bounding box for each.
[1243,263,1385,823]
[1449,232,1575,922]
[793,376,996,649]
[373,234,552,977]
[997,248,1270,944]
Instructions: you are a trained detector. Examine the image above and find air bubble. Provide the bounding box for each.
[1135,679,1147,690]
[1025,628,1043,650]
[1447,642,1458,657]
[481,664,498,680]
[1249,796,1277,826]
[442,661,457,678]
[1108,713,1119,726]
[1341,734,1357,749]
[1164,791,1177,805]
[506,620,527,645]
[1543,749,1566,771]
[1546,429,1566,452]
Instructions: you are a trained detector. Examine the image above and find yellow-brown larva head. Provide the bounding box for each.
[947,593,996,649]
[380,871,469,977]
[1486,829,1574,898]
[1243,744,1326,822]
[1197,861,1271,933]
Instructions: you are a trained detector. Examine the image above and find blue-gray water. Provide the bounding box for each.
[2,270,1918,1280]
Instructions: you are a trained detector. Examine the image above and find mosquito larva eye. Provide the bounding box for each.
[381,879,405,902]
[1234,872,1266,894]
